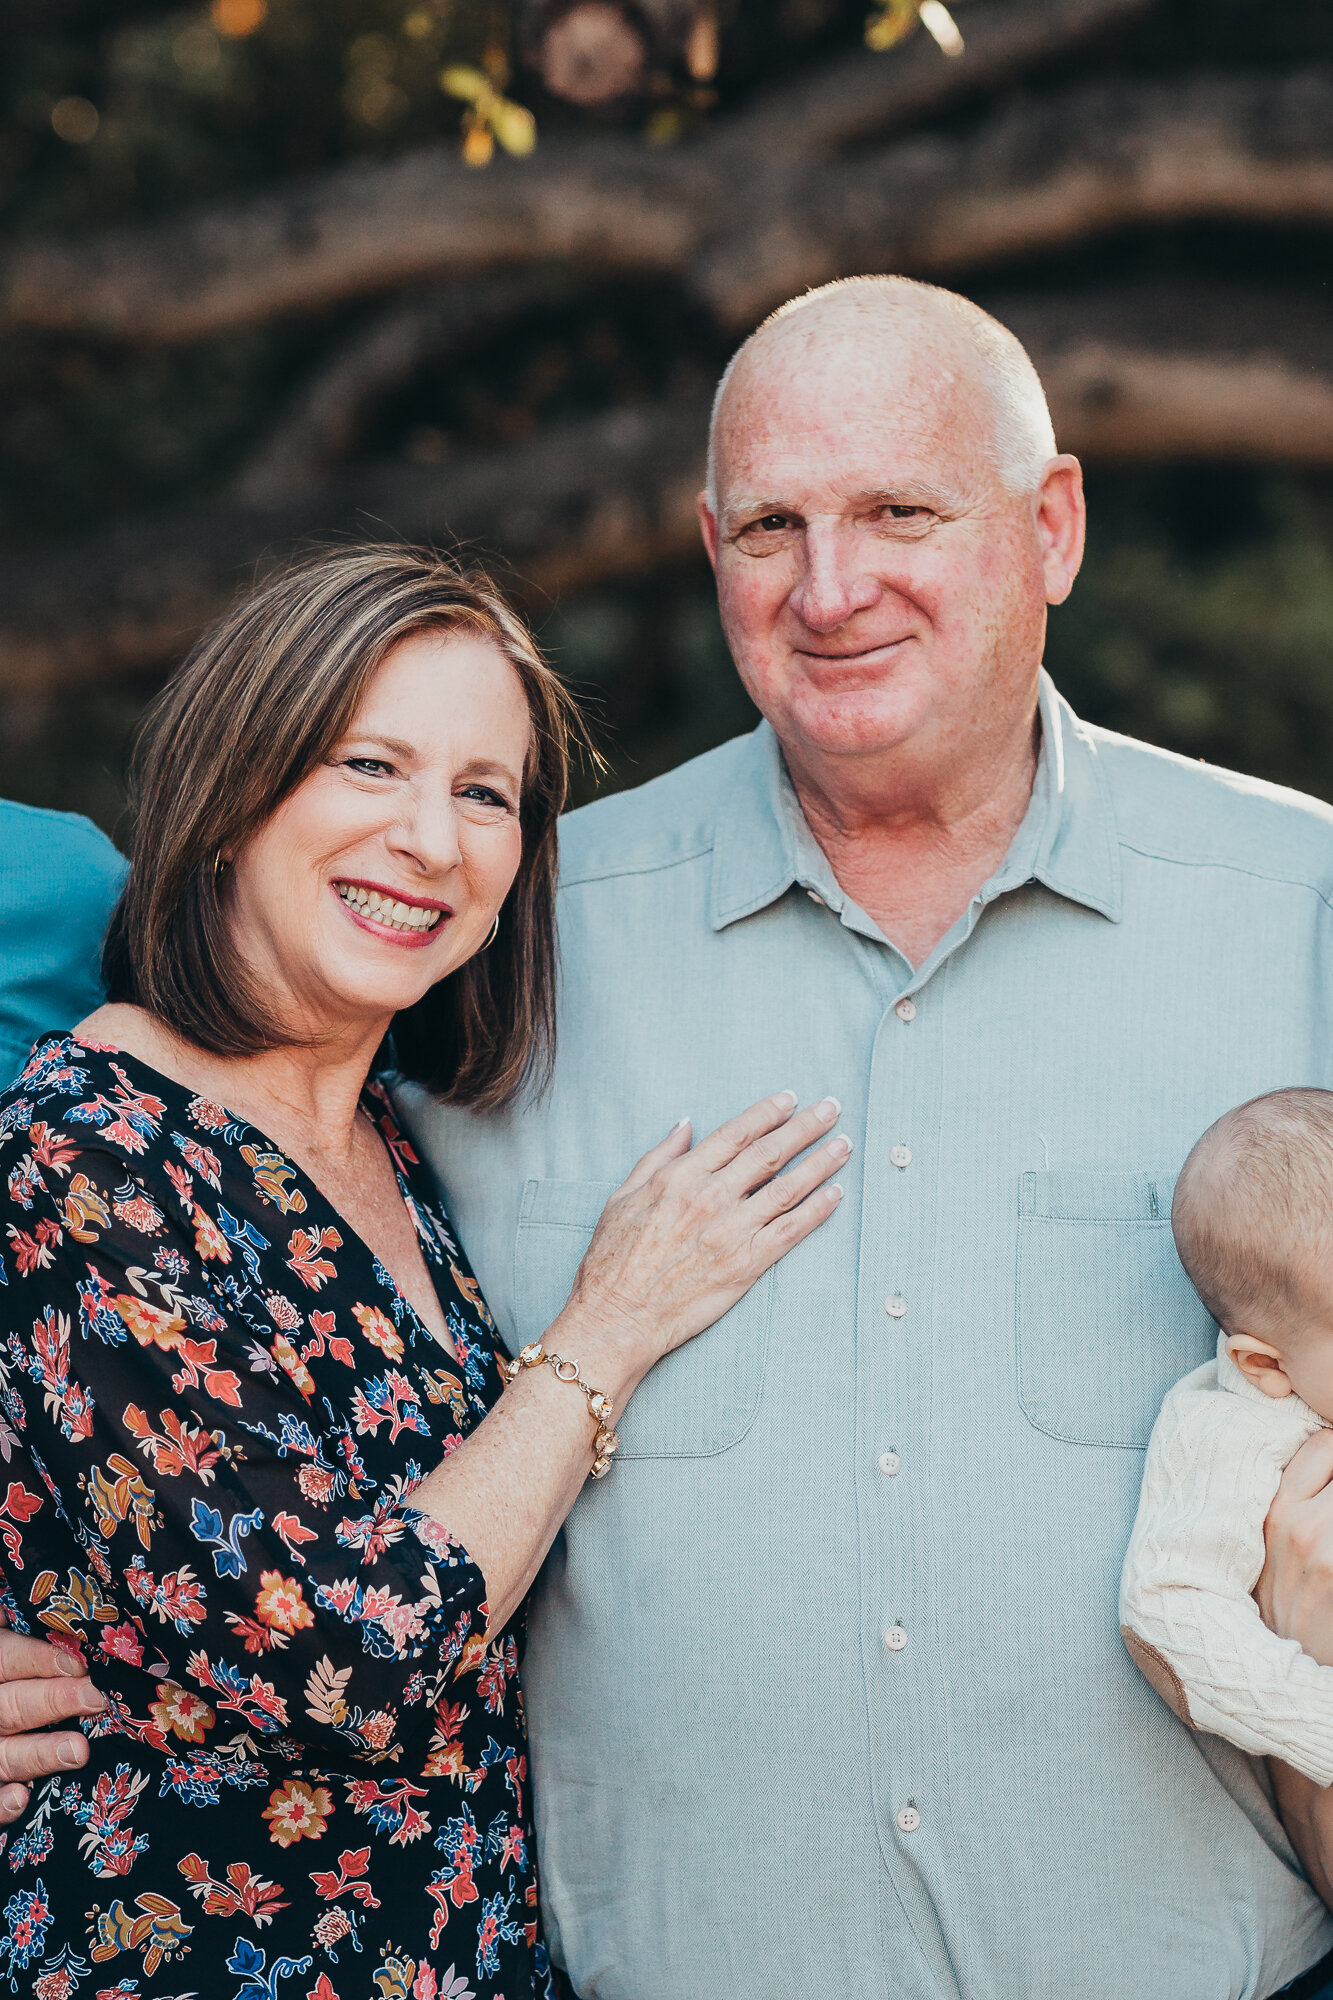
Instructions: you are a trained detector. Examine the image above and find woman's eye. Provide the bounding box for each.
[460,785,514,811]
[343,756,394,778]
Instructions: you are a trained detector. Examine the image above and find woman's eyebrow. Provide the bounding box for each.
[459,756,523,784]
[343,732,415,758]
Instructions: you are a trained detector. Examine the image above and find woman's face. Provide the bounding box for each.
[226,628,532,1039]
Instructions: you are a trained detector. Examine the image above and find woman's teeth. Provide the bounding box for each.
[336,883,442,933]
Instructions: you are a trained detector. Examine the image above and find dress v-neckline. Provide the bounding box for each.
[71,1033,460,1363]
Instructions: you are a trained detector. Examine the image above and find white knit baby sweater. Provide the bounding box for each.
[1120,1332,1333,1784]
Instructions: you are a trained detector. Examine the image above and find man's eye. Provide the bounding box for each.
[881,504,928,522]
[752,515,790,533]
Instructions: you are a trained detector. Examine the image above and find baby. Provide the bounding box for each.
[1120,1086,1333,1783]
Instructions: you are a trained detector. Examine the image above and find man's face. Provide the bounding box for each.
[701,331,1079,778]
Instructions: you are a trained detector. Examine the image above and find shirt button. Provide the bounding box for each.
[884,1295,908,1318]
[883,1625,908,1652]
[878,1450,901,1476]
[895,997,916,1022]
[889,1145,912,1169]
[896,1805,921,1834]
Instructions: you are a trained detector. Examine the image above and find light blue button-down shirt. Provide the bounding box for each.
[402,674,1333,2000]
[0,801,125,1086]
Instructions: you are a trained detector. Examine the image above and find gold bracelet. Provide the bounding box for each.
[502,1342,620,1478]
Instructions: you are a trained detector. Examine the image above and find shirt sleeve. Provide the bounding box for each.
[1119,1375,1333,1784]
[0,1138,489,1769]
[0,813,125,1085]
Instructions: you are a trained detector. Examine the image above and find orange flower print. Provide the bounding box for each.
[297,1464,336,1506]
[270,1330,315,1400]
[356,1710,396,1753]
[114,1293,187,1349]
[60,1172,109,1242]
[352,1303,404,1362]
[450,1261,492,1326]
[113,1186,164,1234]
[150,1681,215,1742]
[192,1204,231,1262]
[262,1777,332,1846]
[254,1569,314,1636]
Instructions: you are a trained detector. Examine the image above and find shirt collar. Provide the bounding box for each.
[709,670,1123,934]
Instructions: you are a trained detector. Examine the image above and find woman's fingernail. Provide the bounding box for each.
[829,1184,845,1202]
[0,1786,27,1814]
[830,1135,852,1158]
[817,1097,841,1119]
[670,1117,691,1133]
[773,1090,797,1110]
[57,1737,86,1766]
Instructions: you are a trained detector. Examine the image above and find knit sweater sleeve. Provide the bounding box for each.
[1119,1357,1333,1785]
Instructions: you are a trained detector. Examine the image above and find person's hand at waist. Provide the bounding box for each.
[0,1609,107,1822]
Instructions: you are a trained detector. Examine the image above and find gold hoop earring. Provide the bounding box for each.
[483,914,500,949]
[212,850,227,879]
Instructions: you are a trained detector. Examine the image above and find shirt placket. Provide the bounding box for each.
[851,948,965,2000]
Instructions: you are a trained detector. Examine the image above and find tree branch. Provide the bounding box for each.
[3,285,1331,694]
[694,69,1333,323]
[0,397,710,695]
[231,273,558,503]
[0,0,1159,345]
[711,0,1153,165]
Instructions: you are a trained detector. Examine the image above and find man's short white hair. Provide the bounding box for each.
[705,275,1057,508]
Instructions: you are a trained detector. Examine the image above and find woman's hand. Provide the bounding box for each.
[556,1091,847,1399]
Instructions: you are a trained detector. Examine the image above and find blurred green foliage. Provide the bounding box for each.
[1,0,1332,838]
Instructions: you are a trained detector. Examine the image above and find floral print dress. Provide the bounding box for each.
[0,1035,553,2000]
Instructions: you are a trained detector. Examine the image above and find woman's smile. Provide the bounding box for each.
[332,874,452,946]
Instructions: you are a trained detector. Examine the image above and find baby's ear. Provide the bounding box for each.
[1226,1334,1295,1399]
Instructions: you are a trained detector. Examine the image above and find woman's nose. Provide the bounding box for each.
[387,793,462,876]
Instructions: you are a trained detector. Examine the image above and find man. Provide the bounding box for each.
[2,277,1333,1995]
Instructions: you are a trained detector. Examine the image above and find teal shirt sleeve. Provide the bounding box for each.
[0,801,126,1086]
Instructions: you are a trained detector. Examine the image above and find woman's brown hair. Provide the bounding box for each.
[102,544,588,1109]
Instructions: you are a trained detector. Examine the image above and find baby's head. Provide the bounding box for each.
[1173,1088,1333,1419]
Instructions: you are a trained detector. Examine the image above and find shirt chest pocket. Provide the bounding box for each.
[514,1178,773,1458]
[1015,1169,1218,1448]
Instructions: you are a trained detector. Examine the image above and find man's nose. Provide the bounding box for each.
[788,523,881,634]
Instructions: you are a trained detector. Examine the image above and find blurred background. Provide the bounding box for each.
[1,0,1330,835]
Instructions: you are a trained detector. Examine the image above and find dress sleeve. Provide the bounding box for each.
[0,1140,489,1768]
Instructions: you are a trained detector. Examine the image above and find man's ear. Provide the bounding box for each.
[1037,455,1085,606]
[697,490,720,571]
[1226,1333,1295,1399]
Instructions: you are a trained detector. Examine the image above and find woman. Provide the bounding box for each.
[0,549,846,2000]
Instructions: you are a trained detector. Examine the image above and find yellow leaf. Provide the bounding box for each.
[491,99,536,156]
[865,0,919,50]
[461,119,495,168]
[439,64,490,105]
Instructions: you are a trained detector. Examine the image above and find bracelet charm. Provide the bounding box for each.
[503,1341,620,1477]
